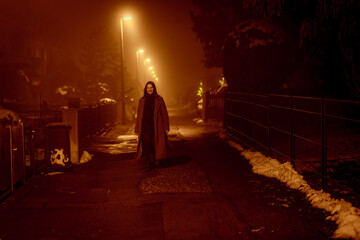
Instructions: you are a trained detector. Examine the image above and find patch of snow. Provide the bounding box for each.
[117,134,138,141]
[55,85,75,96]
[193,118,203,124]
[221,134,360,240]
[79,151,93,164]
[0,107,20,122]
[45,172,64,176]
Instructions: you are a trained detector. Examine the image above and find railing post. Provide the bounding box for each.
[251,95,255,147]
[202,91,209,123]
[290,95,295,167]
[21,123,26,184]
[321,96,328,190]
[223,92,227,129]
[267,95,272,157]
[9,125,14,193]
[62,110,79,164]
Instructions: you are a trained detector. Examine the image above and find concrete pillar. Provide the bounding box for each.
[62,110,79,164]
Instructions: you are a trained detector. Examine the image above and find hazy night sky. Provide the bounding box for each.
[18,0,223,103]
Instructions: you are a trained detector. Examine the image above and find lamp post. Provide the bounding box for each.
[144,58,150,83]
[119,16,131,124]
[136,49,144,85]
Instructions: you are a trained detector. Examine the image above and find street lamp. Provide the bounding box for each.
[144,59,151,82]
[136,49,144,85]
[119,16,131,124]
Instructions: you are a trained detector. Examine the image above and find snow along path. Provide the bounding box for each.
[220,133,360,240]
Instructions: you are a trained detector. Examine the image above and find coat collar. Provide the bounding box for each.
[140,95,161,114]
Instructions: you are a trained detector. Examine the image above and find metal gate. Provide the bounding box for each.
[0,124,25,200]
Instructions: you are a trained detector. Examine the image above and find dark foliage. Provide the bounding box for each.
[191,0,360,99]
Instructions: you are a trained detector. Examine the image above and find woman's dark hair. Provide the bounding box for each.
[143,81,158,96]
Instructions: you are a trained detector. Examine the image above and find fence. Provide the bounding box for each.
[0,103,119,201]
[224,92,360,201]
[78,103,118,142]
[202,91,225,122]
[0,124,26,200]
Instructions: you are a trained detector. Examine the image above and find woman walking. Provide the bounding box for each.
[135,81,169,171]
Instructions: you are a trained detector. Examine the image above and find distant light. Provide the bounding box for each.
[151,71,155,74]
[146,58,150,62]
[124,17,132,21]
[139,49,144,53]
[149,67,153,70]
[156,78,159,81]
[153,75,156,77]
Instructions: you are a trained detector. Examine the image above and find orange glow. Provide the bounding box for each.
[124,16,132,21]
[146,58,150,62]
[149,67,153,70]
[138,49,144,53]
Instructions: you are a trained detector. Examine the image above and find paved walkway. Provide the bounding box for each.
[0,107,336,239]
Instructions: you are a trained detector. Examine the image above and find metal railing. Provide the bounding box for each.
[224,92,360,199]
[0,103,119,201]
[202,91,225,122]
[78,103,118,142]
[0,124,26,200]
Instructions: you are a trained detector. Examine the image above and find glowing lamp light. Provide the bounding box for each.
[149,67,153,70]
[156,78,159,81]
[197,87,203,97]
[124,17,132,21]
[146,58,151,62]
[139,49,144,53]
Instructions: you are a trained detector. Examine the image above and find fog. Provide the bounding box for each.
[0,0,222,107]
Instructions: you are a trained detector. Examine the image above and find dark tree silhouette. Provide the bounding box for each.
[191,0,360,98]
[80,25,122,104]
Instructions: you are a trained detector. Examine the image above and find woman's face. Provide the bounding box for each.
[146,84,154,95]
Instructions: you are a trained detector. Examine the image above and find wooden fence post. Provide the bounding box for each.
[202,91,209,123]
[290,95,295,167]
[321,96,328,190]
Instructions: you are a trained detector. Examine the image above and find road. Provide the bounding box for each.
[0,106,336,239]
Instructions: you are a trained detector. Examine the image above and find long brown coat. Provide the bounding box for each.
[135,95,169,160]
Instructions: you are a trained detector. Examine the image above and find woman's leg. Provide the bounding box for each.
[141,133,155,168]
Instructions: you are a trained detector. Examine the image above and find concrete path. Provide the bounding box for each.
[0,106,336,239]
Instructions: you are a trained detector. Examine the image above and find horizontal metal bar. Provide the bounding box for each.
[229,91,360,104]
[292,133,323,147]
[225,129,253,149]
[269,104,291,111]
[227,92,267,98]
[324,97,360,104]
[292,95,321,100]
[0,189,12,202]
[292,108,322,116]
[226,112,269,130]
[270,125,325,148]
[227,125,270,152]
[268,105,359,122]
[269,125,291,135]
[268,93,291,98]
[225,98,268,109]
[324,113,360,123]
[269,147,291,160]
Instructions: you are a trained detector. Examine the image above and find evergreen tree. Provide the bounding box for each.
[80,25,121,104]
